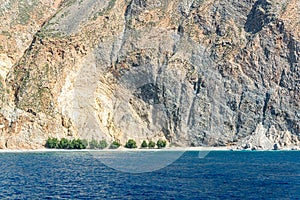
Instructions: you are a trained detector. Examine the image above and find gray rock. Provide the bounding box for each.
[273,143,279,150]
[0,0,299,149]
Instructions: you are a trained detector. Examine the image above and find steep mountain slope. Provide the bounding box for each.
[0,0,62,80]
[0,0,299,149]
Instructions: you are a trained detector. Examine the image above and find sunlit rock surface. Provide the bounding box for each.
[0,0,299,149]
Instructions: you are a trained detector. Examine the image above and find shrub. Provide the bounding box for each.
[59,138,70,149]
[88,139,108,149]
[110,141,121,149]
[72,139,87,149]
[148,140,155,148]
[125,139,137,149]
[45,138,86,149]
[89,139,99,149]
[69,139,75,149]
[157,139,167,149]
[45,138,59,149]
[82,139,88,148]
[79,139,87,149]
[98,139,108,149]
[141,140,148,148]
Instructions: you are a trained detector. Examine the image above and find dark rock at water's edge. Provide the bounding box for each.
[273,143,279,150]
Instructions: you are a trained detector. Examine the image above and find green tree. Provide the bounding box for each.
[82,139,88,148]
[76,139,87,149]
[78,139,87,149]
[99,139,108,149]
[59,138,70,149]
[45,138,86,149]
[157,139,167,149]
[45,138,59,149]
[110,141,121,149]
[125,139,137,149]
[69,139,75,149]
[148,140,155,148]
[89,139,99,149]
[73,139,80,149]
[141,140,148,148]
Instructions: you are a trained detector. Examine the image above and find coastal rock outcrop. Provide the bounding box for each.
[236,123,300,150]
[0,0,299,149]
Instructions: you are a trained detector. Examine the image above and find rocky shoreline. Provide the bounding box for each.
[0,146,299,153]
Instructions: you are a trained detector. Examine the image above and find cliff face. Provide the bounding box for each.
[0,0,299,149]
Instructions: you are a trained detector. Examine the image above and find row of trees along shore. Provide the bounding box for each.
[45,138,167,149]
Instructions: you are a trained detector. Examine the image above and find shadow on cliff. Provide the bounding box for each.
[244,0,275,34]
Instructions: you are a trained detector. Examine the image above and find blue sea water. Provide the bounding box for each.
[0,151,299,199]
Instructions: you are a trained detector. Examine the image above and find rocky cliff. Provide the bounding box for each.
[0,0,299,149]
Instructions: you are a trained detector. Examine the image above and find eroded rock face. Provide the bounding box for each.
[0,0,299,149]
[0,0,62,81]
